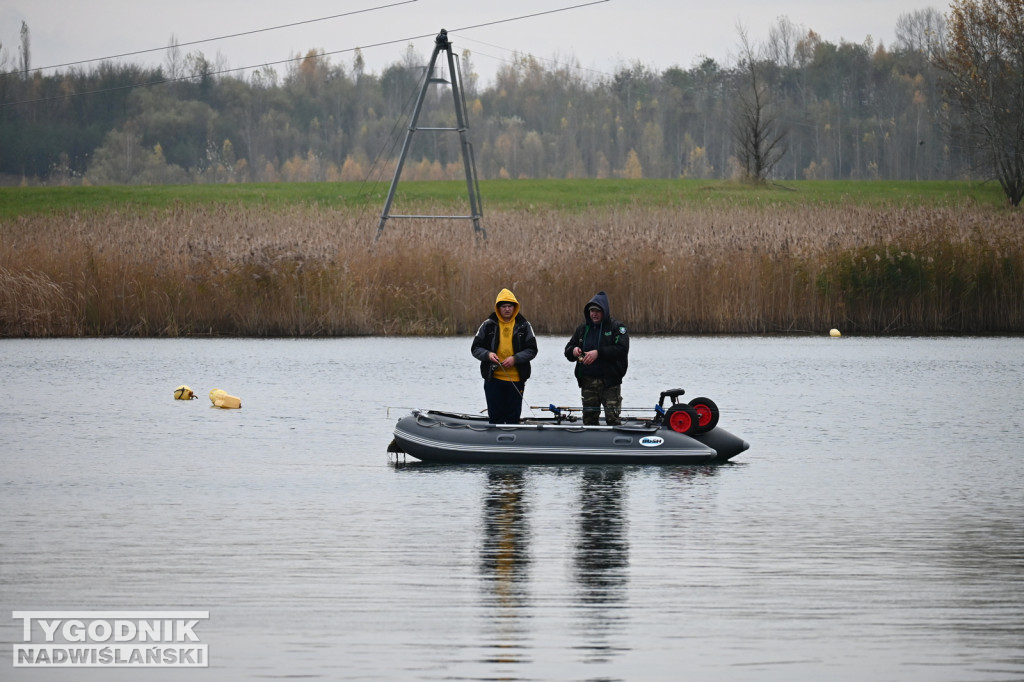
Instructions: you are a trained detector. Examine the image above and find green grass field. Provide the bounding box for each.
[0,179,1009,220]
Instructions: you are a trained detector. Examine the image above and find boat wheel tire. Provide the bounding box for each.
[665,404,701,435]
[688,397,720,434]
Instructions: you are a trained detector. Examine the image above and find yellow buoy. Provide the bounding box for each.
[209,388,242,409]
[829,328,842,337]
[174,385,196,400]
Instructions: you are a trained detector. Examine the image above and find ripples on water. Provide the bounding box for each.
[1,336,1022,681]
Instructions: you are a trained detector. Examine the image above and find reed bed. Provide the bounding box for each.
[1,201,1021,336]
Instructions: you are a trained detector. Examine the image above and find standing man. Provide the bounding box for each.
[564,291,629,425]
[472,288,538,424]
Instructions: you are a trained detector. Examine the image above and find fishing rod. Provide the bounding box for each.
[530,405,666,412]
[532,387,697,412]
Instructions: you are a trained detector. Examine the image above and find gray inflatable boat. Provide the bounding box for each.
[389,389,749,465]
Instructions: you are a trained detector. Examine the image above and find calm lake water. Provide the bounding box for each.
[1,336,1023,681]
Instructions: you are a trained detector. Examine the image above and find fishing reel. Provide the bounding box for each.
[543,404,580,424]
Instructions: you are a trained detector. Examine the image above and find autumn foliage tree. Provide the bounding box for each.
[936,0,1024,206]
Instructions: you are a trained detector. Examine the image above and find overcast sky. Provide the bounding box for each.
[2,0,942,86]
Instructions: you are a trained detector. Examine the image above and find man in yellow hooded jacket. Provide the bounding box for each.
[471,288,539,424]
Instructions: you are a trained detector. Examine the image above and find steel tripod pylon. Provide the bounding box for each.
[375,28,484,241]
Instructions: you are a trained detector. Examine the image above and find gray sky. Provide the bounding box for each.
[2,0,942,85]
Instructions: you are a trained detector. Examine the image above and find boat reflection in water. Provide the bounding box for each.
[389,461,722,673]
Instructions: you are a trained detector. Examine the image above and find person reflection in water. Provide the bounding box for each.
[479,469,531,664]
[573,468,630,663]
[475,467,630,669]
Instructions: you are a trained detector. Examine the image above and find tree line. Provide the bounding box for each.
[0,4,1018,202]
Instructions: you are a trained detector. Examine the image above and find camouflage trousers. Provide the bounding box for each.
[579,376,622,425]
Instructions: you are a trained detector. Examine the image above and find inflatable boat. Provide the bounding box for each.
[388,389,749,465]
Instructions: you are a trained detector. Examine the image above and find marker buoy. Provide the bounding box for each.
[174,385,196,400]
[209,388,242,409]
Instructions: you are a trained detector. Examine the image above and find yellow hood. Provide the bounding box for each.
[494,288,520,318]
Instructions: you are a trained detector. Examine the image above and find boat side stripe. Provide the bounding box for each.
[393,428,716,457]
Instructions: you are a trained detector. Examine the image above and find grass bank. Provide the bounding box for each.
[1,180,1020,337]
[0,178,1008,219]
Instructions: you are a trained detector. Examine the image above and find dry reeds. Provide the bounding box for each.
[1,202,1021,336]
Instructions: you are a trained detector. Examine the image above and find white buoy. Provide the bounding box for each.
[829,328,841,337]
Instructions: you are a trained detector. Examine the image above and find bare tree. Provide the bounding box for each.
[935,0,1024,206]
[732,25,787,183]
[18,21,29,80]
[767,15,802,68]
[165,34,183,81]
[352,48,365,82]
[895,8,947,57]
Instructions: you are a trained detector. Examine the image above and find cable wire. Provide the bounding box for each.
[2,0,610,108]
[455,35,613,79]
[25,0,419,75]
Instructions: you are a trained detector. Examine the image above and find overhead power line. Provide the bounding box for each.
[4,0,610,108]
[457,35,613,79]
[26,0,419,75]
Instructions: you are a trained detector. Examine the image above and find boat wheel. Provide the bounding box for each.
[665,404,700,435]
[688,396,720,434]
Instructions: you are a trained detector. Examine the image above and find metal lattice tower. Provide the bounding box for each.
[376,29,484,241]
